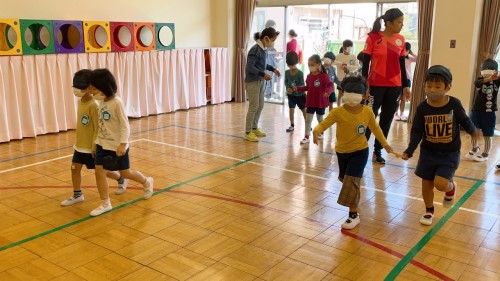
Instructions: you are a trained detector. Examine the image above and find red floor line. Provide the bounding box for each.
[0,185,454,280]
[341,230,454,281]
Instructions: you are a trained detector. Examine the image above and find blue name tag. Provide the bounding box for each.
[314,80,320,87]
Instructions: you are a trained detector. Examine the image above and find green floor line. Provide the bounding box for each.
[385,180,484,280]
[0,150,274,252]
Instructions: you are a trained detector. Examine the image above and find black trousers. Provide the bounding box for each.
[364,86,402,152]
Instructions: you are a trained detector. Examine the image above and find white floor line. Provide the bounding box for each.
[141,138,500,220]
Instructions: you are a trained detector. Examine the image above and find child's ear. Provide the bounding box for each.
[445,84,452,92]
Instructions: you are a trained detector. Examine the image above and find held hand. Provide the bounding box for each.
[293,86,298,92]
[312,129,320,145]
[472,129,482,139]
[286,88,293,94]
[116,144,127,157]
[323,92,330,98]
[364,88,371,101]
[403,87,411,99]
[263,73,272,81]
[401,153,410,160]
[274,69,281,77]
[384,145,394,154]
[491,71,499,80]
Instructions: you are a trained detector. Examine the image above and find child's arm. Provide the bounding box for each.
[116,100,131,156]
[454,99,480,138]
[90,103,99,155]
[402,106,424,159]
[246,48,271,79]
[332,68,342,88]
[324,74,334,96]
[295,75,308,92]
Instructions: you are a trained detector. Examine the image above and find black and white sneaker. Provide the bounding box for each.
[286,126,294,132]
[341,214,360,230]
[372,151,386,164]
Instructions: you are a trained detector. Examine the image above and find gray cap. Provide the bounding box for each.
[426,65,452,84]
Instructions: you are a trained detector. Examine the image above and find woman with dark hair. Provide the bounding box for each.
[286,29,302,63]
[362,8,410,164]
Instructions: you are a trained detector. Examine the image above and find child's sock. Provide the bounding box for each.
[73,190,83,198]
[445,181,455,195]
[348,211,358,219]
[425,206,434,214]
[117,176,125,184]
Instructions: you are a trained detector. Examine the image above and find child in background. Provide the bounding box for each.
[312,76,395,229]
[61,70,128,207]
[465,59,499,162]
[88,69,154,216]
[335,40,361,106]
[322,52,342,111]
[263,20,281,99]
[402,65,479,225]
[284,51,306,132]
[396,42,417,121]
[244,27,281,142]
[294,55,333,144]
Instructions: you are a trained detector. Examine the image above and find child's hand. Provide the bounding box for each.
[384,145,394,154]
[403,87,411,99]
[323,92,329,98]
[312,129,320,145]
[274,69,281,77]
[286,88,293,94]
[293,86,298,92]
[116,144,127,157]
[263,73,272,81]
[472,128,482,139]
[491,71,499,80]
[401,153,410,160]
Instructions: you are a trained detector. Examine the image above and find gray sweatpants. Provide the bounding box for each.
[245,80,265,133]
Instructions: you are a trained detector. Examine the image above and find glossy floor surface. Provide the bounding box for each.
[0,102,499,281]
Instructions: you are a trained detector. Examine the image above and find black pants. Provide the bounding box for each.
[364,86,402,152]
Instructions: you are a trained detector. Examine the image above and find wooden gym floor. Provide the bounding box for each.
[0,102,499,281]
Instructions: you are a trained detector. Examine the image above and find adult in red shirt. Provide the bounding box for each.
[287,29,302,62]
[362,8,410,164]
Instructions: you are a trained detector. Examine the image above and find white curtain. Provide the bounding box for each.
[0,48,230,143]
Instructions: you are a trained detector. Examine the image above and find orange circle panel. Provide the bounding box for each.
[133,22,156,51]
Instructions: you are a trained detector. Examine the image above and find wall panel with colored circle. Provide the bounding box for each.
[53,20,84,54]
[155,23,175,50]
[20,19,55,55]
[83,21,111,53]
[133,22,156,51]
[0,19,23,55]
[110,22,134,52]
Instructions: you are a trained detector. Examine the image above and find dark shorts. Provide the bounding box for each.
[95,144,130,171]
[72,151,95,169]
[415,147,460,181]
[306,107,326,115]
[336,148,369,180]
[471,111,495,136]
[329,92,337,103]
[288,95,306,109]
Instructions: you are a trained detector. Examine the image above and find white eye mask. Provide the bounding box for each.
[73,88,85,98]
[481,69,495,77]
[344,47,352,53]
[343,92,363,106]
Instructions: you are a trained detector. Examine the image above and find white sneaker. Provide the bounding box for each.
[465,147,480,160]
[317,133,324,139]
[60,195,84,206]
[143,177,154,199]
[90,201,112,216]
[115,178,129,195]
[420,212,434,225]
[341,214,360,230]
[473,154,488,162]
[300,137,310,144]
[286,126,294,132]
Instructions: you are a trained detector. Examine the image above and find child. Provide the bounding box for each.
[61,70,128,207]
[244,27,281,142]
[335,40,361,106]
[396,42,417,121]
[465,59,499,162]
[284,51,306,132]
[88,68,154,216]
[294,55,333,144]
[312,76,395,230]
[263,21,280,99]
[322,52,342,111]
[402,65,479,226]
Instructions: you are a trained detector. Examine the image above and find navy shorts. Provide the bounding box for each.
[306,107,326,115]
[72,151,95,169]
[288,95,306,109]
[329,92,337,103]
[336,148,369,180]
[471,111,495,136]
[95,144,130,171]
[415,147,460,181]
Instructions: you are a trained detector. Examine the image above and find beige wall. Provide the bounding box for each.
[0,0,212,48]
[430,0,483,111]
